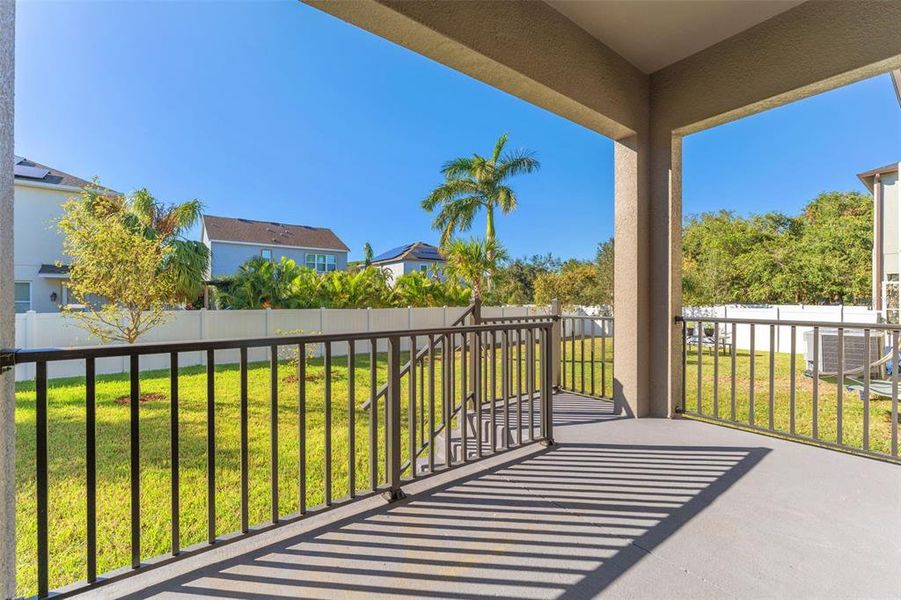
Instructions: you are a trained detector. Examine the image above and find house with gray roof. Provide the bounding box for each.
[371,242,446,283]
[201,214,350,277]
[13,156,94,313]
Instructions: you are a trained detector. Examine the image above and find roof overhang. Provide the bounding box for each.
[858,163,900,192]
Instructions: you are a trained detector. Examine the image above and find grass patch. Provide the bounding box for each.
[15,339,569,597]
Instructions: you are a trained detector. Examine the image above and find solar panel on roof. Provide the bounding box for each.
[14,164,50,179]
[13,155,24,165]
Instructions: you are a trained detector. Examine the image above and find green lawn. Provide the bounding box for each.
[15,340,553,597]
[682,345,898,456]
[560,336,897,457]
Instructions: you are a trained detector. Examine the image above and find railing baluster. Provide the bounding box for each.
[892,331,898,457]
[206,349,216,542]
[570,319,576,389]
[408,336,417,479]
[386,336,402,498]
[86,358,97,581]
[299,343,307,514]
[460,332,468,462]
[580,320,585,394]
[749,324,756,426]
[528,328,535,440]
[561,319,566,390]
[590,321,595,397]
[348,341,356,498]
[696,320,702,414]
[36,360,48,598]
[270,344,279,523]
[324,342,332,505]
[490,330,497,451]
[475,332,483,457]
[502,330,509,449]
[444,334,452,466]
[812,327,819,439]
[768,324,775,431]
[428,335,435,472]
[541,327,554,443]
[730,323,736,420]
[863,329,870,452]
[516,328,523,445]
[713,326,719,418]
[601,322,607,398]
[419,348,425,448]
[130,354,141,567]
[837,327,844,445]
[169,353,179,554]
[790,326,796,435]
[239,348,249,533]
[369,340,377,492]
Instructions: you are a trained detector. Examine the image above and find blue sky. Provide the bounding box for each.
[15,1,900,261]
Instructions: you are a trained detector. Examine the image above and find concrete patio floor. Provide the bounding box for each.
[91,393,899,599]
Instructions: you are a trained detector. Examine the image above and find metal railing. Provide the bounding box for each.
[678,316,900,463]
[559,315,614,399]
[3,318,555,598]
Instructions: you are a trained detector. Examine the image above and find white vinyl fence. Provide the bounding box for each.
[13,305,550,382]
[682,304,880,353]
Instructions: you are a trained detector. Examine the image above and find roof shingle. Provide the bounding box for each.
[202,215,349,251]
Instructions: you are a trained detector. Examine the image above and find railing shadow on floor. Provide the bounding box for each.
[122,438,770,600]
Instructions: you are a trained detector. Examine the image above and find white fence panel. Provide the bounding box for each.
[13,305,515,381]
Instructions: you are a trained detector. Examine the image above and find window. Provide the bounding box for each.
[306,253,338,273]
[261,249,272,261]
[14,282,31,313]
[420,264,429,273]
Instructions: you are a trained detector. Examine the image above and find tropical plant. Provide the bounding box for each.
[59,186,179,343]
[421,133,539,250]
[363,242,373,266]
[319,268,392,308]
[216,257,315,309]
[115,188,208,303]
[443,238,508,300]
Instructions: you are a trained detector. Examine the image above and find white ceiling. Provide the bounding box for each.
[546,0,805,74]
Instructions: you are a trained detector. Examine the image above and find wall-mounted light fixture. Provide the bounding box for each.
[50,292,58,303]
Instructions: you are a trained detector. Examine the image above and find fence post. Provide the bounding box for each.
[551,298,561,390]
[383,335,406,502]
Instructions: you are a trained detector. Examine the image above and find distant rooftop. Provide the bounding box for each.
[13,155,93,190]
[858,161,900,192]
[202,214,349,251]
[372,242,445,264]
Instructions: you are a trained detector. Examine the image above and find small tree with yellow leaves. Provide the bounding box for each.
[59,185,182,343]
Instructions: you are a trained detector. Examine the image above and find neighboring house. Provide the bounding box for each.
[371,242,446,283]
[860,161,901,320]
[201,215,349,277]
[13,156,93,313]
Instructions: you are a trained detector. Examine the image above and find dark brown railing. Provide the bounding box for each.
[3,318,555,599]
[678,315,900,464]
[559,315,614,399]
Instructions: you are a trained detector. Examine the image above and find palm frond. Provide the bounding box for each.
[490,133,509,164]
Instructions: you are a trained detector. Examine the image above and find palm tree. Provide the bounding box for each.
[422,133,539,249]
[363,242,374,266]
[120,188,209,304]
[444,238,508,300]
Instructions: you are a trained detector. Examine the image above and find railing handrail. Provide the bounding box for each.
[676,315,898,331]
[3,320,554,365]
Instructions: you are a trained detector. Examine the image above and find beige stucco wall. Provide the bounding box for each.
[304,0,901,419]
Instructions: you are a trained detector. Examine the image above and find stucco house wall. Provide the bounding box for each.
[882,170,899,277]
[207,239,347,277]
[13,183,73,313]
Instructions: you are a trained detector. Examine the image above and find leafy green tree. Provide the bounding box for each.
[59,187,180,343]
[534,260,607,307]
[118,188,208,303]
[444,238,508,300]
[363,242,373,266]
[682,192,872,305]
[488,253,560,304]
[422,133,539,249]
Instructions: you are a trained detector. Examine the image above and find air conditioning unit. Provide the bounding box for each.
[804,328,885,377]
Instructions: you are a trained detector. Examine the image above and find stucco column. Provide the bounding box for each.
[0,0,14,596]
[613,134,649,417]
[613,124,682,418]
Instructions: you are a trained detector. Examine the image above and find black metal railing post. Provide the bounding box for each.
[541,325,555,446]
[383,335,406,502]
